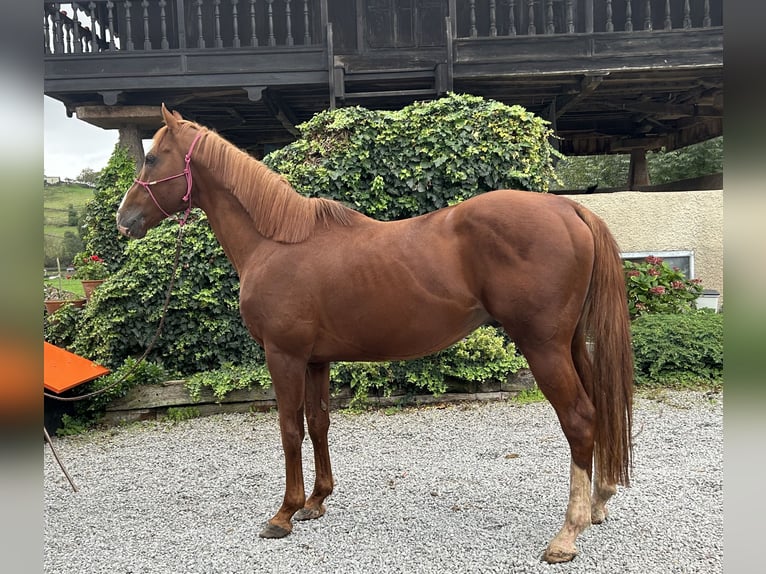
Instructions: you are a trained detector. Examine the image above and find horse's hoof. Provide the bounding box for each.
[542,544,578,564]
[591,506,609,524]
[258,523,291,539]
[294,505,326,522]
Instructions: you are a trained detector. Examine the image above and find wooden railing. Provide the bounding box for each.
[44,1,723,57]
[43,0,321,55]
[456,0,721,38]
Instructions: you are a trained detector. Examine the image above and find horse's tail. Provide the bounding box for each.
[574,203,633,487]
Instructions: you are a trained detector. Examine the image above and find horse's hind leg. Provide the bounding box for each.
[520,343,596,564]
[591,471,617,524]
[294,362,334,522]
[570,330,618,524]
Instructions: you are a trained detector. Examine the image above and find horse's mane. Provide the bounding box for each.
[175,121,354,243]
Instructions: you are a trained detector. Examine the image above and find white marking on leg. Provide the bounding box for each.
[543,458,592,563]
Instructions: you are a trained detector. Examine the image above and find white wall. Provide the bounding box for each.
[563,190,724,299]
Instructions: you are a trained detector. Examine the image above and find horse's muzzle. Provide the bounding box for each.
[116,211,147,239]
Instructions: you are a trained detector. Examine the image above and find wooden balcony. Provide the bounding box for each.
[44,1,722,156]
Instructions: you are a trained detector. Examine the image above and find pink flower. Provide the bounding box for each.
[671,281,684,289]
[645,255,663,265]
[649,286,666,295]
[627,270,640,277]
[648,268,660,276]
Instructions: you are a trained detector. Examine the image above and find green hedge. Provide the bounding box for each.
[631,311,723,387]
[264,92,558,220]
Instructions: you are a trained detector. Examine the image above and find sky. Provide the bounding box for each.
[44,95,121,179]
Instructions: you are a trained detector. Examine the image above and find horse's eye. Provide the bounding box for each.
[144,153,157,166]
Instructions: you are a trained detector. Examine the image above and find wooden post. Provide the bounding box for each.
[628,149,650,189]
[585,0,594,33]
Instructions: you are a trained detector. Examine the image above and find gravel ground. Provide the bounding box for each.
[44,390,722,574]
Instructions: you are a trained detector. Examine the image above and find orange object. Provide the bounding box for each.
[44,342,110,394]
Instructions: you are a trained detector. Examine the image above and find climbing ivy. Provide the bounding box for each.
[265,92,559,220]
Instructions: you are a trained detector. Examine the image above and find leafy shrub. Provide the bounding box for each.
[331,327,527,409]
[71,212,264,374]
[186,361,272,402]
[631,312,723,387]
[77,146,135,272]
[265,92,559,220]
[624,256,704,319]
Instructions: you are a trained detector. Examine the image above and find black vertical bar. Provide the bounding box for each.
[53,6,65,54]
[545,0,554,34]
[448,0,457,37]
[44,9,51,54]
[143,0,152,50]
[644,0,652,31]
[215,0,222,47]
[606,0,613,32]
[267,0,275,46]
[664,0,672,30]
[72,5,82,53]
[327,21,335,110]
[585,0,594,33]
[125,1,135,50]
[250,0,258,46]
[303,0,310,44]
[285,0,294,46]
[196,0,206,48]
[106,1,115,50]
[469,0,476,37]
[160,0,170,49]
[233,0,241,47]
[88,1,99,51]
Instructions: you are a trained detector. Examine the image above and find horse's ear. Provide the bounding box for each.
[161,103,179,131]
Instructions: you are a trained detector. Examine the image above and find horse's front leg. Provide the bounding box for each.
[294,362,334,522]
[259,349,308,539]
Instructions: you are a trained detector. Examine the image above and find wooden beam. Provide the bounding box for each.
[555,75,603,118]
[628,149,650,190]
[262,89,300,137]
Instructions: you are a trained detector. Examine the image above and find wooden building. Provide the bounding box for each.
[44,1,722,185]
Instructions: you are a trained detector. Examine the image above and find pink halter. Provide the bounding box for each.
[134,131,203,226]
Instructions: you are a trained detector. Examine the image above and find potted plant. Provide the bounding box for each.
[44,259,86,314]
[73,254,109,302]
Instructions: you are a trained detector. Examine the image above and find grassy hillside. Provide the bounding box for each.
[44,183,95,266]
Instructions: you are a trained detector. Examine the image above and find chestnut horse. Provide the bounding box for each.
[117,105,633,563]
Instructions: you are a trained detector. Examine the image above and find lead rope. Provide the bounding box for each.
[44,223,187,491]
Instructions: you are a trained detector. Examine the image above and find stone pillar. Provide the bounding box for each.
[74,105,163,174]
[118,124,145,173]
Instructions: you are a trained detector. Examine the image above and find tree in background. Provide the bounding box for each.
[76,167,100,186]
[552,137,723,190]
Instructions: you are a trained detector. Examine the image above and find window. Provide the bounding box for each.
[621,250,694,278]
